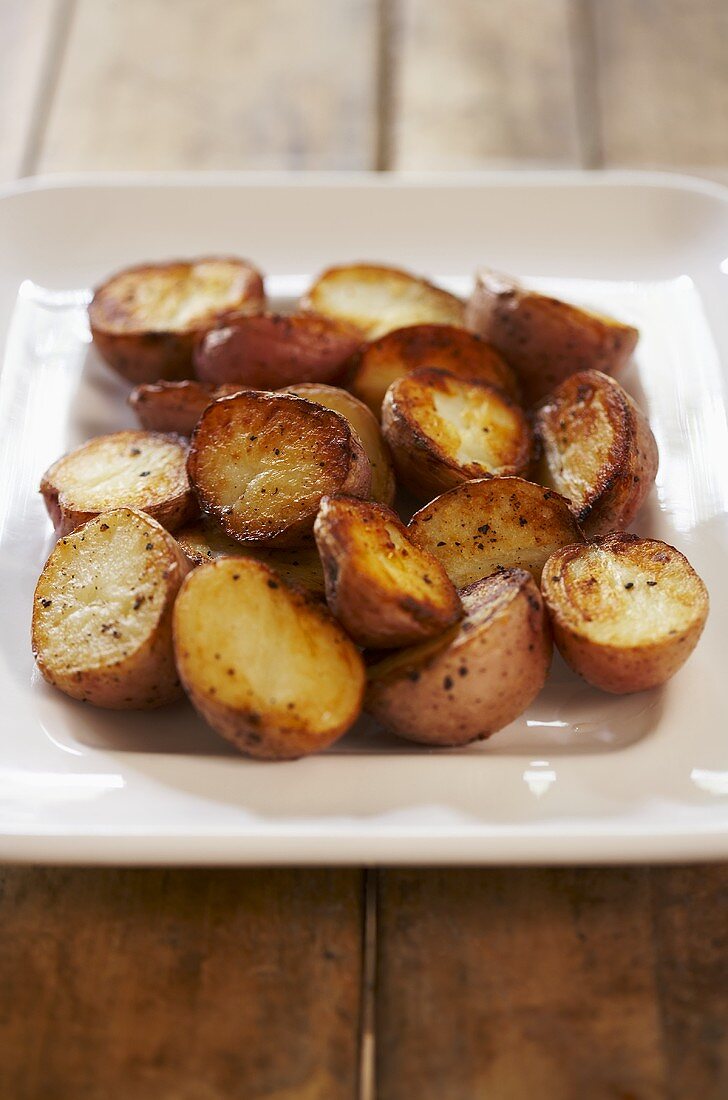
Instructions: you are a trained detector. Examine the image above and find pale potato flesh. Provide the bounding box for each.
[538,385,616,511]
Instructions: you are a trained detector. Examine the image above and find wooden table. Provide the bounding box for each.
[2,3,727,1097]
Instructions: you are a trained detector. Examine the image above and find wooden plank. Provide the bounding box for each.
[35,0,379,173]
[390,0,582,169]
[377,868,673,1099]
[0,0,62,180]
[592,0,728,174]
[0,867,363,1100]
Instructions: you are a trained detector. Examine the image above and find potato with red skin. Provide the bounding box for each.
[366,569,552,746]
[534,369,658,537]
[466,270,639,405]
[128,380,242,435]
[351,323,520,413]
[314,495,461,648]
[187,391,371,547]
[194,312,362,389]
[173,558,365,759]
[89,257,265,383]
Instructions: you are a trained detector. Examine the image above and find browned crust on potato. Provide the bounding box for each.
[365,569,552,745]
[128,380,243,435]
[314,495,461,648]
[32,508,190,709]
[351,323,520,413]
[301,263,466,340]
[89,257,265,383]
[466,270,639,405]
[534,369,658,537]
[173,557,365,759]
[541,533,708,693]
[382,367,531,499]
[187,391,371,547]
[282,382,396,506]
[194,311,363,389]
[409,476,585,586]
[40,430,197,536]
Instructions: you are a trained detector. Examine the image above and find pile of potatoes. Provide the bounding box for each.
[32,257,709,759]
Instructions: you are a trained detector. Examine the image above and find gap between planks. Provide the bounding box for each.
[18,0,76,178]
[359,867,378,1100]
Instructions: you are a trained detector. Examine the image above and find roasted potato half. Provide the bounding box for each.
[409,476,584,587]
[173,558,365,759]
[351,323,520,413]
[283,382,395,506]
[301,263,465,340]
[366,569,552,746]
[466,270,639,405]
[194,312,362,389]
[534,370,658,537]
[41,430,196,536]
[187,391,371,547]
[541,533,708,693]
[32,508,189,709]
[176,520,326,597]
[314,495,461,648]
[128,380,242,435]
[89,257,265,384]
[382,367,531,499]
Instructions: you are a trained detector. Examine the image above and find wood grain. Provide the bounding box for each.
[0,867,364,1100]
[35,0,379,173]
[390,0,582,168]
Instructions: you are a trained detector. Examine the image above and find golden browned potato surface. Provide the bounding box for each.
[466,270,639,405]
[534,369,658,537]
[128,380,242,435]
[32,508,189,708]
[176,519,326,596]
[40,430,196,536]
[351,323,520,413]
[366,569,552,746]
[173,558,365,759]
[89,257,265,384]
[187,391,371,546]
[282,382,395,506]
[194,312,362,389]
[541,533,708,694]
[314,495,461,648]
[382,367,531,499]
[301,263,465,340]
[409,476,584,587]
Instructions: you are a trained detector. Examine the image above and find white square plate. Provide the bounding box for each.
[1,171,727,864]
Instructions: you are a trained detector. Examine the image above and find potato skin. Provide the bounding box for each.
[466,270,639,405]
[173,558,365,759]
[534,369,658,537]
[366,569,552,746]
[194,312,363,389]
[351,323,520,413]
[89,258,265,384]
[314,495,461,648]
[128,381,242,435]
[32,509,190,709]
[541,533,709,694]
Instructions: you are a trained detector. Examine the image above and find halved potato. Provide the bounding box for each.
[187,391,371,546]
[466,270,639,405]
[351,323,520,413]
[89,257,265,384]
[409,476,584,586]
[366,569,552,746]
[301,264,465,340]
[176,520,326,597]
[173,558,365,759]
[314,495,461,648]
[541,533,708,693]
[128,380,242,435]
[282,382,395,506]
[40,430,196,536]
[194,312,363,389]
[32,508,189,709]
[534,369,658,537]
[382,367,531,499]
